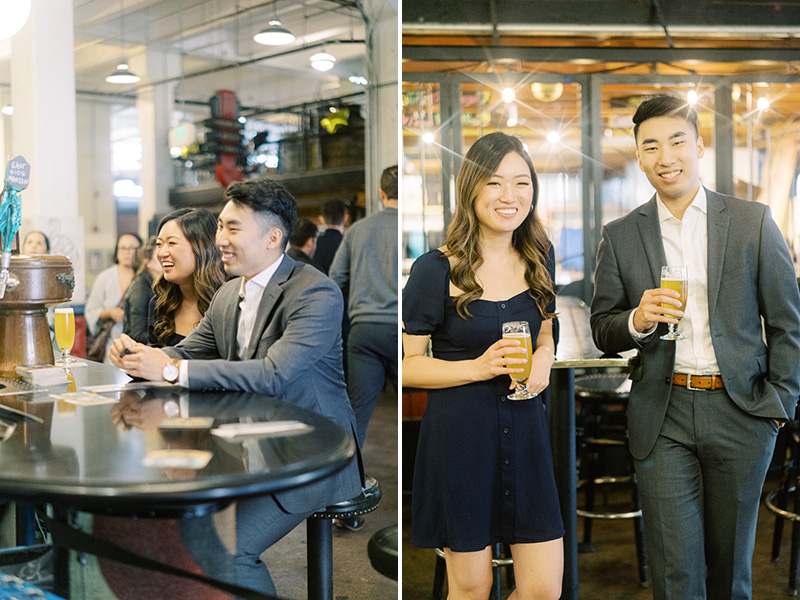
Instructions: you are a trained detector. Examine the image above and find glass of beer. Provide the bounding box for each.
[502,320,535,400]
[659,266,688,341]
[54,307,77,366]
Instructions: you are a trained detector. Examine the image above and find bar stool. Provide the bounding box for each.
[765,406,800,594]
[368,524,397,580]
[306,476,381,600]
[575,373,649,588]
[432,543,514,600]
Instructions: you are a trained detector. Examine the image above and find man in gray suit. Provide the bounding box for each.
[591,95,800,600]
[110,178,362,595]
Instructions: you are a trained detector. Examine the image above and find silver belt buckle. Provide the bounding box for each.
[686,374,704,391]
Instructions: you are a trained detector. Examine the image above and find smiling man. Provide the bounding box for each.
[590,95,800,600]
[109,178,362,595]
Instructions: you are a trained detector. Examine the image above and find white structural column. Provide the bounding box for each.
[10,0,86,302]
[132,49,181,237]
[364,0,398,214]
[76,99,116,290]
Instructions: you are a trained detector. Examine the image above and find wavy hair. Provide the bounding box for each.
[445,132,555,320]
[152,208,227,346]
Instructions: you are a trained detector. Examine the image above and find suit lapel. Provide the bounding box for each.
[244,256,294,360]
[705,189,729,321]
[635,196,667,288]
[228,281,243,361]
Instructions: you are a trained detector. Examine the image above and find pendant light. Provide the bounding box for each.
[106,0,140,84]
[0,0,31,41]
[254,3,295,46]
[310,51,336,72]
[254,20,295,46]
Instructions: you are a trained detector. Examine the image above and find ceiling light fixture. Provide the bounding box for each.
[311,51,336,72]
[254,19,295,46]
[757,96,771,111]
[0,0,31,41]
[501,88,516,103]
[106,63,140,84]
[1,105,13,116]
[531,82,564,102]
[105,0,140,84]
[348,75,368,86]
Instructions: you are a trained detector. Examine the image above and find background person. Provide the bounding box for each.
[286,218,319,266]
[591,94,800,599]
[22,230,50,254]
[85,233,142,362]
[330,165,398,447]
[314,199,348,274]
[123,236,161,344]
[403,132,564,600]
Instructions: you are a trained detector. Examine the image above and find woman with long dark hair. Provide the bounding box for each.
[149,208,227,346]
[403,132,564,599]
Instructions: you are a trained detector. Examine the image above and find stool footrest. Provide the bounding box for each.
[765,491,800,523]
[578,508,642,520]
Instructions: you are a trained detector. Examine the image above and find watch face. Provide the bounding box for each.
[163,363,179,383]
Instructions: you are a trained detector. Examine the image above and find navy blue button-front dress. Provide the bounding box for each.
[404,249,564,552]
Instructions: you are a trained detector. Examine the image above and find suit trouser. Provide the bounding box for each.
[633,386,777,600]
[235,494,312,594]
[347,321,398,446]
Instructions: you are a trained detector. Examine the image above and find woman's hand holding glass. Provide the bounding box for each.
[472,337,529,383]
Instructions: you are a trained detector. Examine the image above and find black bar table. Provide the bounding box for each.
[0,361,356,598]
[550,296,634,600]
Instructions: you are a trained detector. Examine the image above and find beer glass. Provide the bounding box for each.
[660,266,688,341]
[502,320,535,400]
[54,307,77,366]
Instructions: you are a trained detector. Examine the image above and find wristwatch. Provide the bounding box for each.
[162,358,180,384]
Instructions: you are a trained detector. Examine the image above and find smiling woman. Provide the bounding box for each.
[149,208,228,347]
[402,131,564,600]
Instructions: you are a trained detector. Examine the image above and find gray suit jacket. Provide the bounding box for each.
[163,254,362,513]
[591,189,800,460]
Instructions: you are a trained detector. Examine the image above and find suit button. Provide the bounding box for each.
[665,377,671,384]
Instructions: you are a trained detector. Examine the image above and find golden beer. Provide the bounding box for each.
[54,308,75,351]
[660,278,688,322]
[503,331,532,382]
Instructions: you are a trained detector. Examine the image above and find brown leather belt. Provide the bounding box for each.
[672,373,725,391]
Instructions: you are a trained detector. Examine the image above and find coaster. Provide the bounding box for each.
[142,449,213,469]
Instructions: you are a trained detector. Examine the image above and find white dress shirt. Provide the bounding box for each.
[177,254,284,386]
[628,187,721,374]
[236,254,284,359]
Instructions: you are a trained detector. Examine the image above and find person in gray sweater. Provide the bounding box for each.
[330,165,398,451]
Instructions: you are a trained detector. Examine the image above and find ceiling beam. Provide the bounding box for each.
[401,45,800,63]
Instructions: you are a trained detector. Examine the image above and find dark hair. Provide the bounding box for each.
[224,179,298,250]
[445,132,554,320]
[633,95,699,142]
[380,165,398,200]
[321,200,347,225]
[151,208,227,346]
[135,236,158,276]
[289,218,319,248]
[113,233,143,266]
[23,230,50,253]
